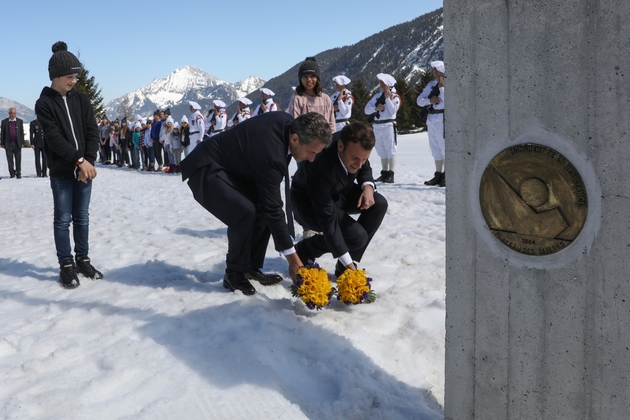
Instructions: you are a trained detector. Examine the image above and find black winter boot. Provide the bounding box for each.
[439,171,445,187]
[60,261,80,289]
[383,170,394,184]
[75,256,103,280]
[424,171,442,186]
[375,170,387,182]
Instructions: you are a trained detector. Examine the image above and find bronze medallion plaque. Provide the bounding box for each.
[479,144,588,256]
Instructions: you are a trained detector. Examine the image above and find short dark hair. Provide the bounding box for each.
[289,112,332,146]
[339,122,375,151]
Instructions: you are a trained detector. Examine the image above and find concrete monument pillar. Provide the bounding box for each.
[444,1,630,419]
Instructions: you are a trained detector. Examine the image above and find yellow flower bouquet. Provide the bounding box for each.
[291,261,336,310]
[336,268,376,305]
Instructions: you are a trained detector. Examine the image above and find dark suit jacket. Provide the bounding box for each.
[181,111,294,252]
[291,134,375,258]
[1,117,25,148]
[30,119,45,148]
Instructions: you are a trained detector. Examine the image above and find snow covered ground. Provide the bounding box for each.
[0,131,445,420]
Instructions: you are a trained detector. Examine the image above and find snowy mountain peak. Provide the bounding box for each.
[105,67,266,119]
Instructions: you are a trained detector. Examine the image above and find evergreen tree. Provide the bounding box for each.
[415,67,436,130]
[349,78,369,124]
[75,53,105,118]
[394,74,416,133]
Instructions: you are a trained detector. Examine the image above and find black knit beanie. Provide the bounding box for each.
[298,57,321,81]
[48,41,82,81]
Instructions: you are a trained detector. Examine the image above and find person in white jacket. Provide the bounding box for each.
[330,75,354,132]
[364,73,400,183]
[416,60,445,187]
[251,88,278,116]
[160,115,176,172]
[186,101,205,157]
[233,98,252,125]
[206,99,227,137]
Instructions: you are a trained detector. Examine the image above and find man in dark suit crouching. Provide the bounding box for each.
[291,122,388,276]
[181,112,332,295]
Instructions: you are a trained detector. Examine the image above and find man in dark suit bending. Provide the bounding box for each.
[291,122,388,276]
[181,112,332,295]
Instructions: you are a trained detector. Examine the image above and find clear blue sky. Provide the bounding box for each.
[1,0,442,110]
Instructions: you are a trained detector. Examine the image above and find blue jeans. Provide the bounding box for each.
[50,177,92,265]
[132,148,140,169]
[147,146,155,168]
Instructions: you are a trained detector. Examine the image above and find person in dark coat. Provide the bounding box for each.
[181,112,332,295]
[1,107,25,178]
[35,41,103,289]
[291,122,388,276]
[30,118,48,177]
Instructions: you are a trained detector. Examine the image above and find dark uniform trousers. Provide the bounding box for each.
[294,184,388,263]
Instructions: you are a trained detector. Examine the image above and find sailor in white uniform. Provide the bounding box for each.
[364,73,400,183]
[186,101,205,155]
[330,75,354,132]
[233,97,252,126]
[417,60,446,187]
[206,99,227,137]
[252,87,278,116]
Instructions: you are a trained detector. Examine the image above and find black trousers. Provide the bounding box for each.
[101,141,111,162]
[121,144,130,165]
[294,184,388,263]
[154,141,164,166]
[34,146,47,176]
[4,142,21,177]
[188,167,271,273]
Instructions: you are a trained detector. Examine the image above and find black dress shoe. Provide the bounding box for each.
[245,269,283,286]
[223,271,256,295]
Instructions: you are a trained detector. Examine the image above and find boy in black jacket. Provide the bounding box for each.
[35,41,103,289]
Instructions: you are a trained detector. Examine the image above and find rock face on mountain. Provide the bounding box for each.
[0,97,36,123]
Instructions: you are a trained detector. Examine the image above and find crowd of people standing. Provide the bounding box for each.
[89,56,446,189]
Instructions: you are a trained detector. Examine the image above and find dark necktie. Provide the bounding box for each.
[285,154,295,238]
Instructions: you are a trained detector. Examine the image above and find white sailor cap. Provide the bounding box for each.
[376,73,396,87]
[189,101,201,110]
[332,75,351,86]
[431,60,445,74]
[238,97,253,105]
[213,99,226,108]
[180,115,189,124]
[259,87,275,96]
